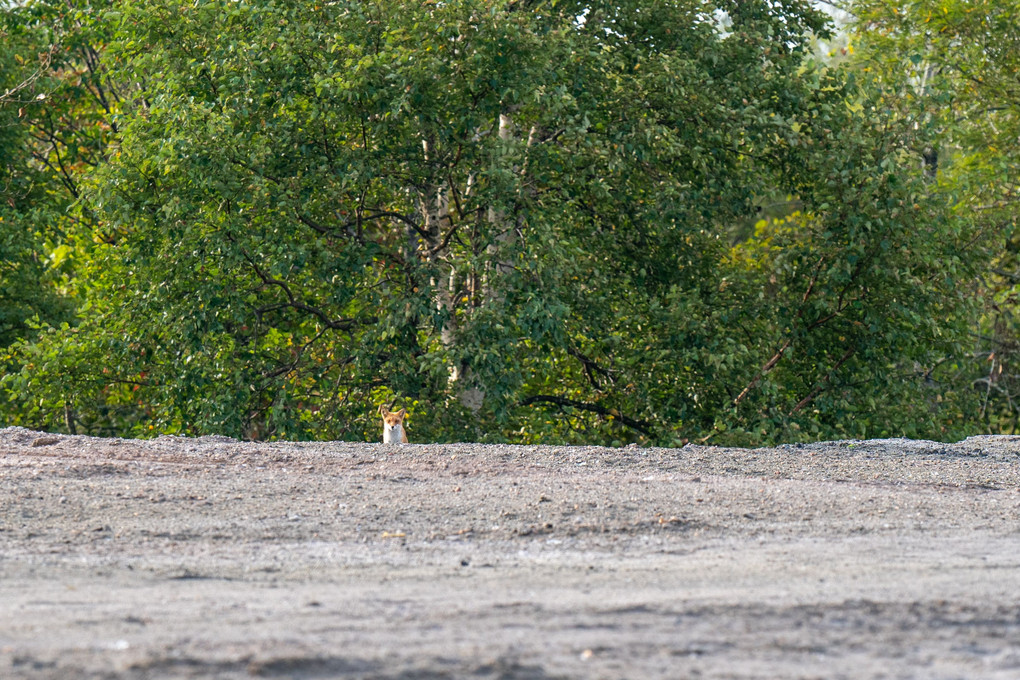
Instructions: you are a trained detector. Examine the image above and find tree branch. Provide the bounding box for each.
[733,338,793,406]
[520,395,652,436]
[0,44,56,105]
[228,233,374,332]
[734,254,861,406]
[364,208,430,241]
[567,346,614,389]
[789,346,856,415]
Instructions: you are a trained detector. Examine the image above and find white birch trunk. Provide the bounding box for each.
[483,112,517,299]
[421,137,484,408]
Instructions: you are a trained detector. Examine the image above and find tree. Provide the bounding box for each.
[0,2,79,350]
[0,0,126,432]
[849,0,1020,433]
[2,0,977,444]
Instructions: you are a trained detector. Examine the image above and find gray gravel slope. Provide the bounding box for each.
[2,427,1019,679]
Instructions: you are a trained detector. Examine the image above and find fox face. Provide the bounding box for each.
[379,406,408,444]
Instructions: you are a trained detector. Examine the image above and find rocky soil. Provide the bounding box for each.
[2,426,1020,679]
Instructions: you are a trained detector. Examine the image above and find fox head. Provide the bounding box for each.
[378,406,408,444]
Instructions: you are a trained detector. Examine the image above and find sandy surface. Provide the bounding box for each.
[2,426,1019,679]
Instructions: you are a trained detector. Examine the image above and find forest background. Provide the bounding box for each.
[1,0,1017,447]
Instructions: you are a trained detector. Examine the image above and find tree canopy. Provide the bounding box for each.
[0,0,991,444]
[850,0,1020,433]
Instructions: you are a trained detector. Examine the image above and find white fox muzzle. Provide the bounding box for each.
[383,423,405,444]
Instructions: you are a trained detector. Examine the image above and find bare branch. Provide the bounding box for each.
[228,232,375,332]
[567,346,614,389]
[520,395,652,436]
[0,45,56,105]
[789,346,856,415]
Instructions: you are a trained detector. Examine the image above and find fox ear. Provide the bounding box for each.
[378,405,388,416]
[396,408,406,418]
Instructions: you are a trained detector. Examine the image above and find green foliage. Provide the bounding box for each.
[0,4,73,348]
[0,0,125,432]
[849,0,1020,434]
[0,0,982,444]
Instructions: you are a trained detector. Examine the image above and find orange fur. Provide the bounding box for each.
[379,406,408,444]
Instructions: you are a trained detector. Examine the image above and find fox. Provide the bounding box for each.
[379,406,408,444]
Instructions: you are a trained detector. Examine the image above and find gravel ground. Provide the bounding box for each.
[2,426,1019,679]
